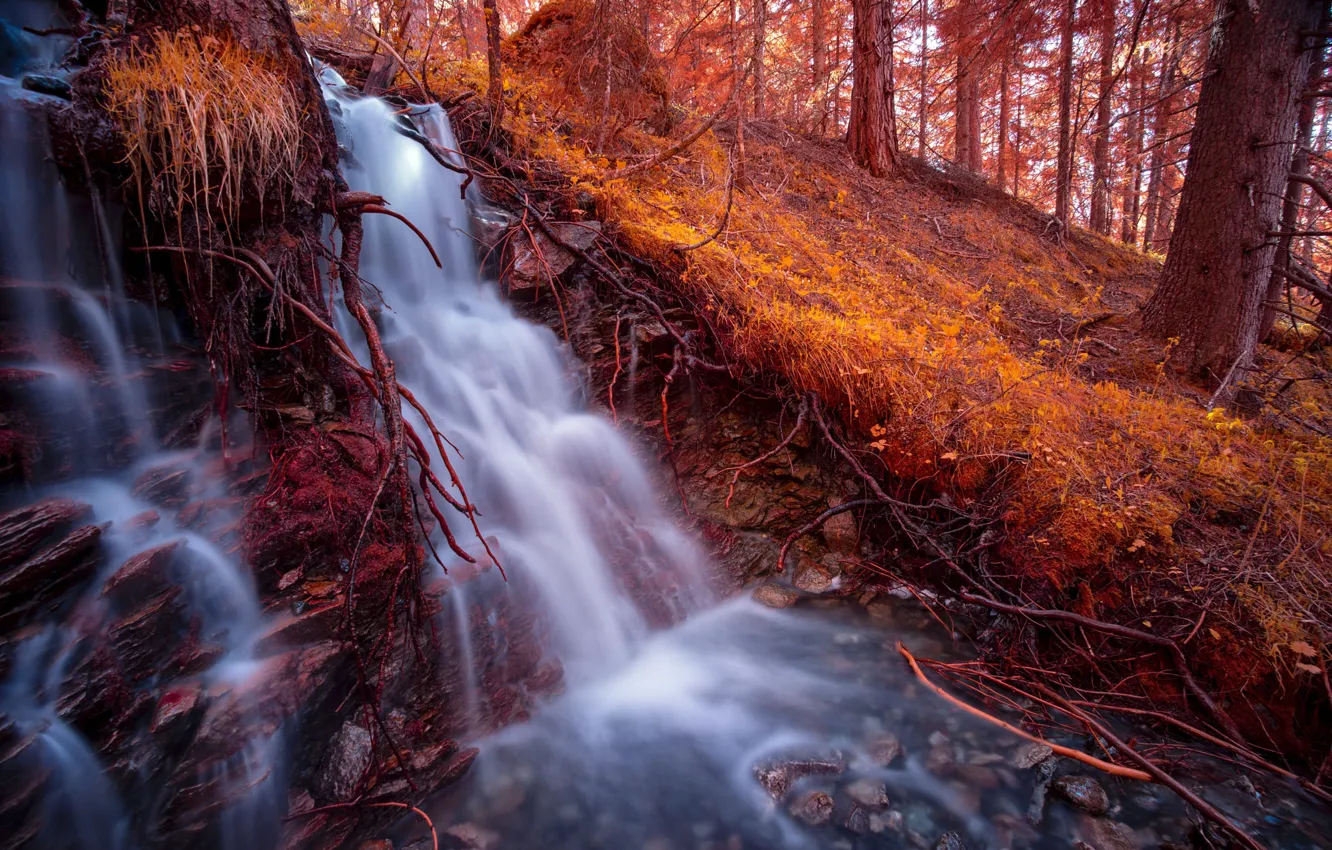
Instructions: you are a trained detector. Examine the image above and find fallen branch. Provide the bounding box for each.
[897,642,1153,781]
[778,499,880,572]
[676,153,737,253]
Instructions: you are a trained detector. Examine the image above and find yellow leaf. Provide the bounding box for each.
[1141,620,1152,628]
[1296,663,1323,675]
[1289,641,1318,658]
[940,452,958,461]
[1208,628,1221,640]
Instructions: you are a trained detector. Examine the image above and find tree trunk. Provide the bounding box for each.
[1053,0,1076,228]
[753,0,767,118]
[484,0,503,123]
[997,48,1010,190]
[1089,0,1117,235]
[1142,21,1180,252]
[953,56,985,169]
[1121,53,1145,244]
[917,0,928,157]
[848,0,899,177]
[1141,0,1321,393]
[1261,5,1329,341]
[1013,60,1022,195]
[813,0,829,134]
[455,0,473,58]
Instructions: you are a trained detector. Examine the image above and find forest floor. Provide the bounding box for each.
[299,1,1332,770]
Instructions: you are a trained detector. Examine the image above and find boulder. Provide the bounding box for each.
[752,583,799,609]
[314,722,373,803]
[508,222,602,291]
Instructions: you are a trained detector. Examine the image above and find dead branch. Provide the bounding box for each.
[334,192,442,267]
[897,642,1154,781]
[356,24,433,103]
[959,591,1246,746]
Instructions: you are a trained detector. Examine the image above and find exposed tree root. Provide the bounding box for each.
[897,641,1153,781]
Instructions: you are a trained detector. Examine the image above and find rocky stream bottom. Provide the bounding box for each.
[376,595,1328,850]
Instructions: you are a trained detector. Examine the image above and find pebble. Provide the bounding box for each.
[793,562,834,593]
[935,830,966,850]
[751,583,799,608]
[845,778,890,809]
[1052,775,1111,816]
[867,733,903,766]
[789,790,835,826]
[1010,742,1054,769]
[1075,815,1139,850]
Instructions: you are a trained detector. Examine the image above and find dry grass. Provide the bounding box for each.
[104,30,302,237]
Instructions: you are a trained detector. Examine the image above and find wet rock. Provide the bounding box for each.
[792,561,834,594]
[21,74,71,99]
[925,731,956,776]
[1075,816,1139,850]
[866,733,903,767]
[0,522,105,627]
[315,722,373,803]
[132,464,192,507]
[151,682,203,735]
[359,842,394,850]
[110,588,189,684]
[821,501,859,553]
[0,497,89,570]
[445,821,500,850]
[754,753,846,799]
[844,778,889,810]
[102,541,180,600]
[789,790,835,826]
[633,320,670,346]
[253,601,343,655]
[868,810,903,834]
[469,203,516,248]
[955,764,1000,790]
[935,831,966,850]
[842,805,870,834]
[1026,757,1058,824]
[752,583,799,608]
[508,221,602,290]
[1052,775,1110,816]
[1011,741,1053,769]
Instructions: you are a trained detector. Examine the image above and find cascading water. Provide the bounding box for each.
[0,8,283,848]
[317,74,1331,850]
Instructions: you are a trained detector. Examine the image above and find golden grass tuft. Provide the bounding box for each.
[104,30,301,235]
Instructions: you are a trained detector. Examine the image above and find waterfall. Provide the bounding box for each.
[323,73,713,698]
[0,20,280,850]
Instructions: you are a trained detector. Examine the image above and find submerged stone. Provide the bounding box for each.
[21,74,71,99]
[1052,775,1111,816]
[790,790,835,826]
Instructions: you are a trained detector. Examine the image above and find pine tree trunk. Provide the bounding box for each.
[997,49,1010,190]
[848,0,899,177]
[1121,54,1145,245]
[1054,0,1076,228]
[955,55,975,169]
[1261,7,1329,341]
[917,0,928,157]
[484,0,503,123]
[753,0,767,118]
[1088,0,1117,235]
[813,0,828,134]
[1142,21,1180,252]
[1141,0,1321,393]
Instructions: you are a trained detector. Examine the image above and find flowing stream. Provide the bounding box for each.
[319,75,1330,850]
